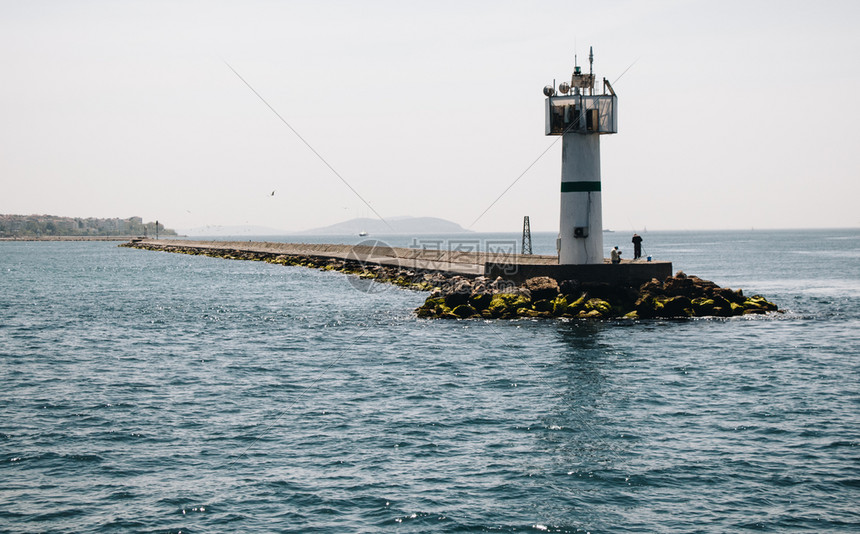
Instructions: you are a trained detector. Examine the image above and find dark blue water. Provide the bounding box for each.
[1,229,858,533]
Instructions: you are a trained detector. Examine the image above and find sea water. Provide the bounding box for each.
[1,229,858,533]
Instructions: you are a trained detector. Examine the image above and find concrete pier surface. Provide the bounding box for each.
[130,239,672,285]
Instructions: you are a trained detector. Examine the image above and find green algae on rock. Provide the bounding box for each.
[415,271,779,320]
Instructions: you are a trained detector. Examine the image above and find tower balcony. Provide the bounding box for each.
[545,94,617,136]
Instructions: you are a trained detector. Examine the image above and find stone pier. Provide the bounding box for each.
[128,239,670,285]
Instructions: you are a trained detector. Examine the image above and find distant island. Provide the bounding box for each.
[0,214,176,238]
[301,216,472,235]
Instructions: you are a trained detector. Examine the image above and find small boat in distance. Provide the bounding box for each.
[358,231,368,237]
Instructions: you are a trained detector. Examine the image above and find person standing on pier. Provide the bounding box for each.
[632,233,643,260]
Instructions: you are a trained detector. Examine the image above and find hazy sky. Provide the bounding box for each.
[2,0,858,233]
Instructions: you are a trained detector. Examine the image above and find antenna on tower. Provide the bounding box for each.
[589,46,594,75]
[589,47,594,95]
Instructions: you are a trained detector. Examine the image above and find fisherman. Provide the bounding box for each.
[611,246,622,264]
[632,233,643,259]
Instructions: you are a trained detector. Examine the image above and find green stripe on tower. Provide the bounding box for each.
[560,181,601,192]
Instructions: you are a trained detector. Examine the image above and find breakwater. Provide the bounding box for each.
[120,239,494,290]
[122,239,778,320]
[123,238,559,275]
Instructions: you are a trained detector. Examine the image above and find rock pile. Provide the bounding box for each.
[416,272,779,320]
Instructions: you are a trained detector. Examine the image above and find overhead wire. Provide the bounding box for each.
[222,59,394,233]
[469,55,640,230]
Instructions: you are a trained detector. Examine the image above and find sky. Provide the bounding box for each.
[1,0,859,233]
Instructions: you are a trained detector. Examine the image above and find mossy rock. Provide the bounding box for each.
[452,304,478,318]
[712,295,732,309]
[444,292,471,308]
[422,297,445,308]
[691,297,716,316]
[747,295,778,311]
[488,294,530,317]
[501,293,531,307]
[742,298,763,310]
[487,296,508,316]
[578,309,603,319]
[417,297,451,318]
[551,296,569,316]
[730,302,745,315]
[567,294,588,313]
[522,276,560,301]
[585,298,611,314]
[623,310,640,319]
[415,307,435,318]
[661,295,692,317]
[469,293,493,311]
[711,306,733,317]
[485,307,504,319]
[532,299,554,313]
[633,296,657,318]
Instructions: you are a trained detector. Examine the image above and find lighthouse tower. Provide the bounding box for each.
[545,48,617,264]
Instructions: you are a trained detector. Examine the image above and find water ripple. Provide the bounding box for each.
[1,235,858,532]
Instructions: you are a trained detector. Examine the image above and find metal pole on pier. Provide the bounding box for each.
[522,216,533,255]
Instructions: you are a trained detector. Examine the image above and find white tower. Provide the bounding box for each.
[545,48,617,264]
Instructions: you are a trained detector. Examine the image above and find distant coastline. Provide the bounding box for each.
[0,214,176,239]
[0,236,146,242]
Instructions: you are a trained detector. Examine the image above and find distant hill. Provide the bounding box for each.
[301,216,472,235]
